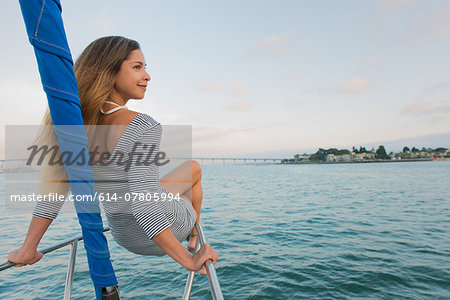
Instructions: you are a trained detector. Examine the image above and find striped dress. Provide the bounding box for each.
[33,113,196,256]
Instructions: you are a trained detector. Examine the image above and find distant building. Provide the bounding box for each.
[327,152,376,162]
[326,154,335,162]
[419,151,431,158]
[354,153,375,161]
[339,154,352,162]
[326,153,352,162]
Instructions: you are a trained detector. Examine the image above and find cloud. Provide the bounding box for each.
[0,78,48,159]
[288,68,303,77]
[197,82,223,92]
[305,77,373,95]
[197,82,252,96]
[337,77,373,94]
[303,85,329,94]
[0,79,47,125]
[360,55,380,68]
[407,3,450,41]
[360,55,392,68]
[93,10,115,36]
[163,113,180,123]
[404,83,450,116]
[380,0,416,12]
[227,100,252,112]
[404,101,450,115]
[193,126,229,143]
[246,34,292,59]
[284,99,304,107]
[404,102,428,113]
[422,82,450,95]
[193,123,266,144]
[230,83,252,96]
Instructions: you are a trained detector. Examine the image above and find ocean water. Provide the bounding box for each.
[0,161,449,299]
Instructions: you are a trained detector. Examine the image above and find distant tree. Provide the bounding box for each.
[309,148,327,161]
[411,147,419,152]
[309,148,352,161]
[359,146,367,153]
[376,145,390,159]
[421,147,427,152]
[327,148,339,155]
[403,146,410,153]
[338,149,350,155]
[352,146,358,153]
[434,147,448,152]
[370,148,375,153]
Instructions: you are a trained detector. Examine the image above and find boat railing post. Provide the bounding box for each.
[182,223,223,300]
[182,239,200,300]
[196,224,224,300]
[63,239,79,300]
[1,228,110,298]
[1,227,223,298]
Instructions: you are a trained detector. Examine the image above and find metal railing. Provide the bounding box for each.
[1,225,223,299]
[0,228,110,299]
[183,223,224,300]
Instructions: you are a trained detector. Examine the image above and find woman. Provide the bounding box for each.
[8,36,218,275]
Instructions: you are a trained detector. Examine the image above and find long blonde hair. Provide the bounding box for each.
[38,36,141,196]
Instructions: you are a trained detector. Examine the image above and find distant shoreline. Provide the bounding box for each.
[278,158,446,165]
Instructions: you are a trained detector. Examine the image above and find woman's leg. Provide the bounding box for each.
[160,160,203,251]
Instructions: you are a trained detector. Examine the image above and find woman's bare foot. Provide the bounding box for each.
[187,233,198,253]
[199,265,207,275]
[188,238,207,274]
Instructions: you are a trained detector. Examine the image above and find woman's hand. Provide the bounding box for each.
[7,247,43,267]
[190,244,219,275]
[6,216,52,267]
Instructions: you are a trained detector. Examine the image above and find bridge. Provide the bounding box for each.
[0,157,284,172]
[175,157,284,165]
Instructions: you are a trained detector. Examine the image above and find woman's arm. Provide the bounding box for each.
[152,227,218,272]
[7,216,52,267]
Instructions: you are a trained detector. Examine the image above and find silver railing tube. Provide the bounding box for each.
[196,224,224,300]
[64,239,78,300]
[182,240,200,300]
[0,228,110,272]
[182,224,223,300]
[2,225,223,299]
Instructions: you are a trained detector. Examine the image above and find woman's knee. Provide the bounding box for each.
[191,160,202,179]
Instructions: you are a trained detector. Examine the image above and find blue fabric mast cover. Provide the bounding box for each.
[18,0,118,294]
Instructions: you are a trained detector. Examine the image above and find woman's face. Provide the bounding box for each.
[112,49,150,102]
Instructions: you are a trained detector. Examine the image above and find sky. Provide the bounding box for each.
[1,0,450,159]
